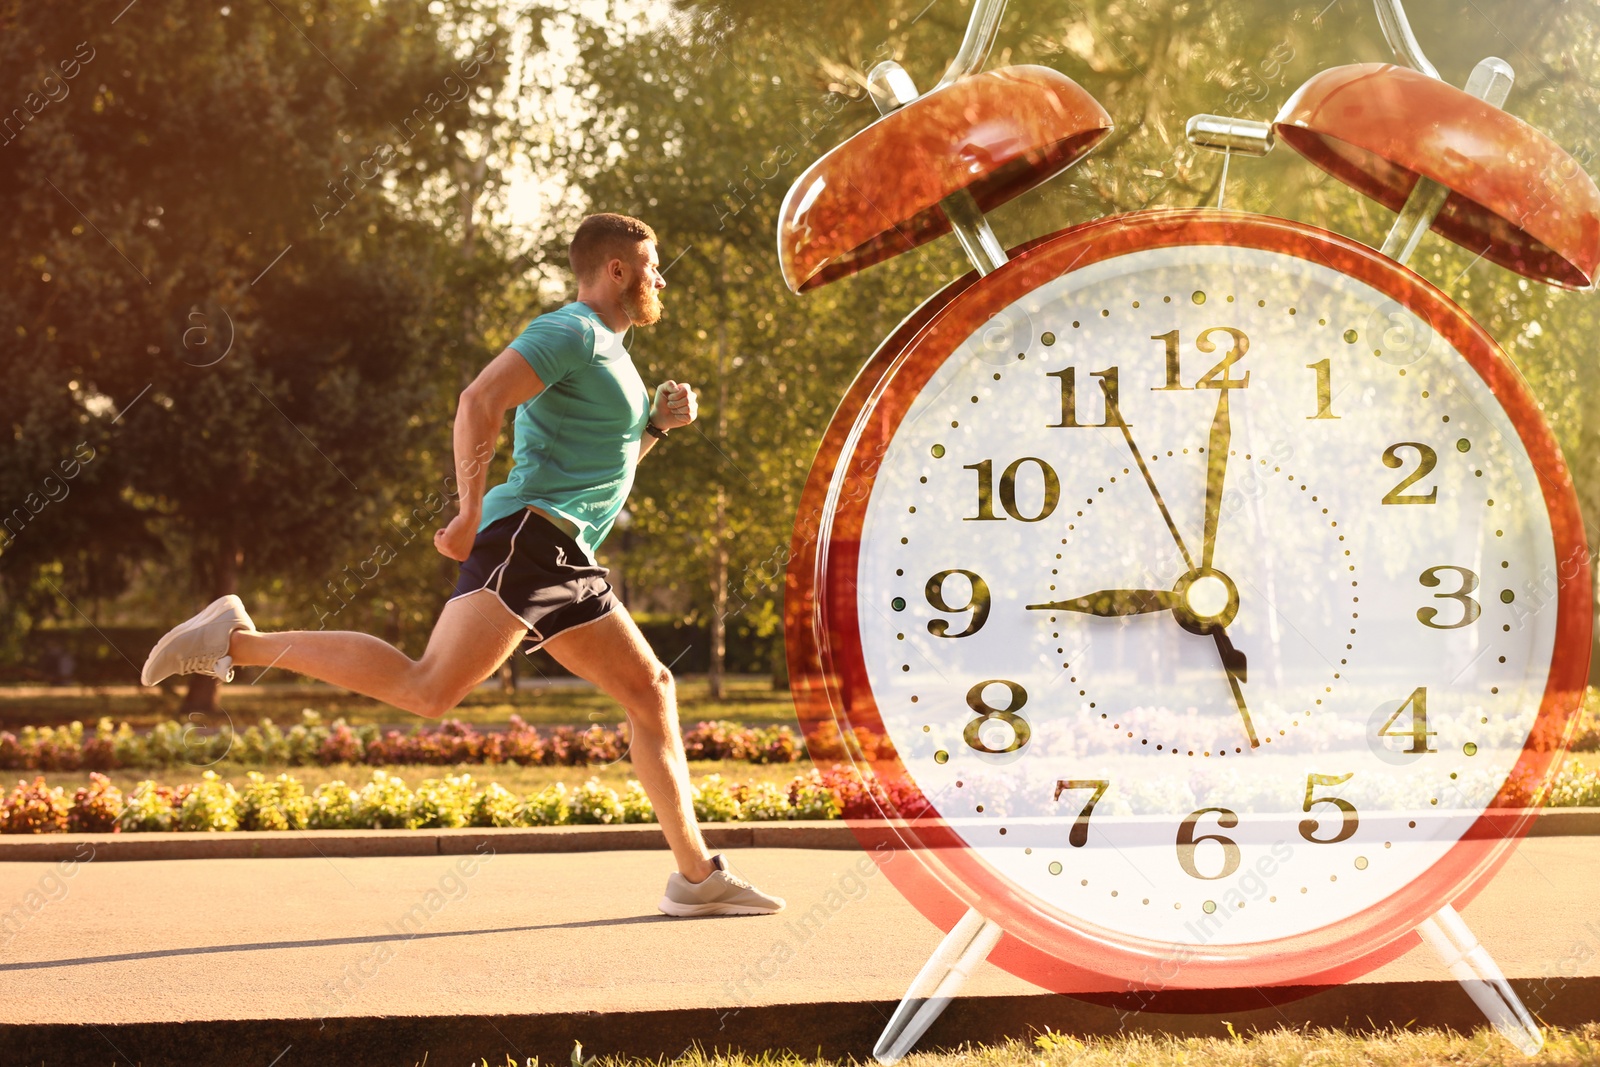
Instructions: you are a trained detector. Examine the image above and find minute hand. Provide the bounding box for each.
[1114,416,1196,571]
[1201,386,1232,571]
[1026,589,1179,616]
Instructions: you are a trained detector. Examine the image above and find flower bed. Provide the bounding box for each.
[0,713,812,772]
[1,761,1597,835]
[0,765,937,833]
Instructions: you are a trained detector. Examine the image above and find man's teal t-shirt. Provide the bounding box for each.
[477,301,652,561]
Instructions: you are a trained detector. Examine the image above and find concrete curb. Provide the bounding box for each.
[0,820,857,861]
[3,978,1599,1067]
[0,808,1597,862]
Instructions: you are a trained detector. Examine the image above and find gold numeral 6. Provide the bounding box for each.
[1176,807,1241,880]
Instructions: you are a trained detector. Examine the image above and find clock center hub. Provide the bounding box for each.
[1173,567,1239,633]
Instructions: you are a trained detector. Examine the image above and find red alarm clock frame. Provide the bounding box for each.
[776,0,1599,1058]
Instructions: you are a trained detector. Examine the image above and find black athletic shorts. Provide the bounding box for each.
[449,509,620,651]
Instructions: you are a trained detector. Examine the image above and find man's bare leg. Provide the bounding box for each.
[540,607,715,882]
[225,589,528,719]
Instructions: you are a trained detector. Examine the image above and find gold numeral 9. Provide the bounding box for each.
[925,569,991,639]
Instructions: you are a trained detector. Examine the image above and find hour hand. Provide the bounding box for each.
[1026,589,1179,616]
[1213,628,1248,683]
[1213,629,1259,748]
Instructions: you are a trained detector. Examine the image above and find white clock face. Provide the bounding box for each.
[852,241,1564,947]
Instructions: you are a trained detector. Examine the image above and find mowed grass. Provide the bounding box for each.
[446,1026,1600,1067]
[0,674,798,731]
[24,757,809,797]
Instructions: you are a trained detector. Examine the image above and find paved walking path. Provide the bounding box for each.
[1,840,1597,1066]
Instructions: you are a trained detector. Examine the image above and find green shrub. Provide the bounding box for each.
[738,781,792,821]
[569,778,624,824]
[788,768,844,820]
[355,770,419,829]
[175,769,239,832]
[412,773,477,829]
[237,718,290,765]
[285,709,330,766]
[237,771,312,831]
[108,719,142,767]
[471,782,522,827]
[118,780,177,832]
[144,721,188,767]
[619,780,655,823]
[691,774,742,822]
[1546,767,1600,807]
[521,783,570,826]
[310,780,358,830]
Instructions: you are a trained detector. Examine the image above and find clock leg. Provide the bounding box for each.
[1416,904,1542,1053]
[873,906,1004,1065]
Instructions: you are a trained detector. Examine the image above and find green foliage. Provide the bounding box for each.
[470,782,523,827]
[736,780,793,821]
[355,770,421,830]
[1545,767,1600,807]
[549,2,958,685]
[568,777,626,824]
[0,713,807,771]
[237,771,312,832]
[118,780,177,832]
[520,782,571,827]
[549,0,1600,686]
[786,768,844,820]
[412,773,478,828]
[310,780,360,830]
[690,773,743,822]
[619,780,657,824]
[0,0,547,686]
[175,770,240,832]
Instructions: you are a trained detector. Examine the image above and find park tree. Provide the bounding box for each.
[555,0,1600,687]
[551,1,965,694]
[0,0,525,708]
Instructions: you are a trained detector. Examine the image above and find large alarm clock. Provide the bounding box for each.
[778,0,1598,1060]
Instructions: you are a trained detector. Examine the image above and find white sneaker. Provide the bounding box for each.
[658,854,786,917]
[140,595,255,686]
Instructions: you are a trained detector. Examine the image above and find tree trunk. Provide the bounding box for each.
[710,483,728,701]
[180,535,241,715]
[708,314,730,701]
[770,624,789,690]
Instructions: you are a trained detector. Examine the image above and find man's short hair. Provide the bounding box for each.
[569,213,657,281]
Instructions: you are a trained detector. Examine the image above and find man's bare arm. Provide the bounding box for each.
[434,348,544,561]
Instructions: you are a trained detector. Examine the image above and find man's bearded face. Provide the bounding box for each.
[621,250,663,326]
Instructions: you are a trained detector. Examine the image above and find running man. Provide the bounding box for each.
[141,213,785,917]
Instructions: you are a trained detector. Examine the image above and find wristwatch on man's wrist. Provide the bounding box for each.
[644,421,669,440]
